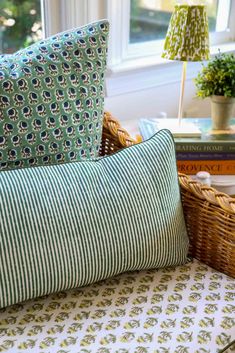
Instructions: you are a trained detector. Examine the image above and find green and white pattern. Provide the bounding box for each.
[0,130,188,308]
[162,5,210,62]
[0,260,234,352]
[0,20,109,171]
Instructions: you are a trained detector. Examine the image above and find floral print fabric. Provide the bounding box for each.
[0,259,234,353]
[0,20,109,171]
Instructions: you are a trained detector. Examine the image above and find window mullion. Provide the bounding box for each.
[41,0,61,37]
[122,0,131,60]
[216,0,231,32]
[228,0,235,40]
[107,0,131,67]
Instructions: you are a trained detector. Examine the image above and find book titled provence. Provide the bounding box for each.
[139,117,235,175]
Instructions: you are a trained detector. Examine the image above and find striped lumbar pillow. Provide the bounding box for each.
[0,130,189,308]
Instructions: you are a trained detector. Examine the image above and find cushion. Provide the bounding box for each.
[0,260,234,353]
[0,20,109,171]
[0,129,188,308]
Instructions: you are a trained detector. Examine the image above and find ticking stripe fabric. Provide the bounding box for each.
[0,130,188,308]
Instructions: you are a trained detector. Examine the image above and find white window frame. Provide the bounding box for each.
[40,0,235,97]
[105,0,235,96]
[108,0,235,67]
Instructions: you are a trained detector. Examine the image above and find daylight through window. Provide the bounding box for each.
[130,0,229,44]
[0,0,42,54]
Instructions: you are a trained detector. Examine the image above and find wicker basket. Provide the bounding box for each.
[101,112,235,278]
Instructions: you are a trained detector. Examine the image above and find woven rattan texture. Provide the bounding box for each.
[100,112,136,156]
[101,112,235,278]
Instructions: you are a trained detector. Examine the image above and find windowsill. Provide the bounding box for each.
[106,41,235,97]
[108,41,235,74]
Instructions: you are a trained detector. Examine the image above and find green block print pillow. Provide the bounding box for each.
[0,20,109,171]
[0,129,189,308]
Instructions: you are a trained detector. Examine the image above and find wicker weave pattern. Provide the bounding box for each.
[100,112,136,156]
[101,112,235,278]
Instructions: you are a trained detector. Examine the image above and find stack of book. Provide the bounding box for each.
[139,117,235,176]
[175,139,235,175]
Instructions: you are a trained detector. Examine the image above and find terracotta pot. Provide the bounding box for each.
[210,95,235,130]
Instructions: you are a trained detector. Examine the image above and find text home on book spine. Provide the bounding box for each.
[175,142,235,153]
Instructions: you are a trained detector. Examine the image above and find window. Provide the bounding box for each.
[106,0,235,96]
[130,0,224,44]
[107,0,234,68]
[0,0,234,95]
[128,0,232,58]
[0,0,42,54]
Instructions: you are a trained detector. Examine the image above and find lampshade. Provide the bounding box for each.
[162,5,210,62]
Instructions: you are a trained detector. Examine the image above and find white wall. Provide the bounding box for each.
[104,76,212,136]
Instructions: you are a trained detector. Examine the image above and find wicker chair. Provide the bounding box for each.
[101,112,235,278]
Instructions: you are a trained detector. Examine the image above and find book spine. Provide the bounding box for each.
[177,160,235,175]
[177,152,235,161]
[176,143,235,153]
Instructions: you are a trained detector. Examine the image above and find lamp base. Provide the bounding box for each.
[156,119,201,138]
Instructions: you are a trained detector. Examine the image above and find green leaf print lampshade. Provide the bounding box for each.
[162,4,210,62]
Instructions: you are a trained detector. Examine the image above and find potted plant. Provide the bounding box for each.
[195,52,235,130]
